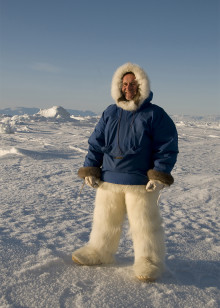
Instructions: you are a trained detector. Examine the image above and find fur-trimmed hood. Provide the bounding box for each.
[111,62,151,111]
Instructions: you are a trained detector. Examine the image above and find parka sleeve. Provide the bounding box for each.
[77,112,106,179]
[148,108,178,185]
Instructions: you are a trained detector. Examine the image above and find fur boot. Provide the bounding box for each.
[125,187,165,281]
[72,245,102,265]
[72,185,126,265]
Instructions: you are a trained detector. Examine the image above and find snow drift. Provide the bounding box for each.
[36,106,71,120]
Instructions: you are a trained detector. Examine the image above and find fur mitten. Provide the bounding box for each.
[85,176,100,188]
[146,180,166,192]
[147,169,174,186]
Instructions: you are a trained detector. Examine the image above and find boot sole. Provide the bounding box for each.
[72,255,84,265]
[136,275,156,283]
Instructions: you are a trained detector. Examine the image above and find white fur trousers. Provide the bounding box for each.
[72,183,165,280]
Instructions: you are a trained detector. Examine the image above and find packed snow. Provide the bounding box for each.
[36,106,71,120]
[0,106,219,308]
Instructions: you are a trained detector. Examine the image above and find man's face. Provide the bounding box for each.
[122,73,138,101]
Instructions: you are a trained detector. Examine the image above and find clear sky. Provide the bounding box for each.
[1,0,219,115]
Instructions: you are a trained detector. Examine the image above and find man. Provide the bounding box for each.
[72,62,178,282]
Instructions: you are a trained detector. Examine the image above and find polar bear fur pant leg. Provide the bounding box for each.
[125,187,165,280]
[72,185,126,265]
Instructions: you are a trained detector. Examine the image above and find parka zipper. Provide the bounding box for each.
[116,109,136,159]
[116,108,124,158]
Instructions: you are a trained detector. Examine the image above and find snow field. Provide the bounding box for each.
[0,108,219,307]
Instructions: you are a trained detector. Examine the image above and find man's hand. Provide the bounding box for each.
[146,180,165,192]
[85,176,99,188]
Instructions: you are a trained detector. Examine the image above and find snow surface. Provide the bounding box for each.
[0,107,220,308]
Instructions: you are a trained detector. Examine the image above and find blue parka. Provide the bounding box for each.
[79,62,178,186]
[83,91,178,185]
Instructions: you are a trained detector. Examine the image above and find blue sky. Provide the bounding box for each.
[1,0,219,115]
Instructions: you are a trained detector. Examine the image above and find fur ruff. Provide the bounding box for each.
[111,62,150,111]
[147,169,174,186]
[77,166,101,179]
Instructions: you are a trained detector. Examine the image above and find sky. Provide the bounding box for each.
[0,0,219,115]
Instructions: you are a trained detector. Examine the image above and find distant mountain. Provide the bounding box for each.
[0,107,97,117]
[66,109,97,117]
[1,107,218,122]
[171,114,220,123]
[0,107,40,116]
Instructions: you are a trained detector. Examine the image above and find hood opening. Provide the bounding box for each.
[111,62,151,111]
